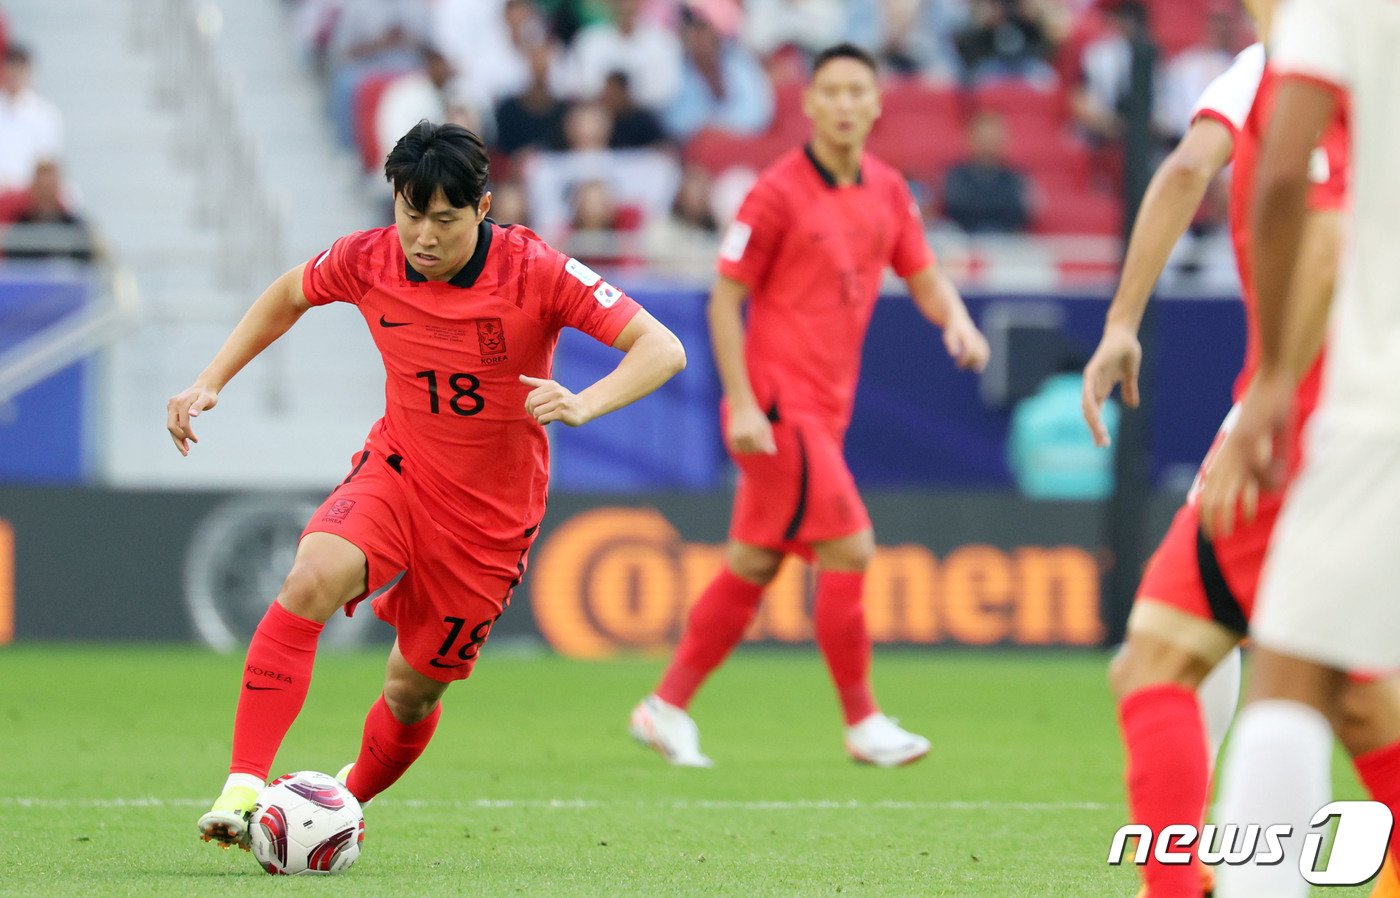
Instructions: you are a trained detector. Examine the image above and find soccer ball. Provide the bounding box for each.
[248,771,365,875]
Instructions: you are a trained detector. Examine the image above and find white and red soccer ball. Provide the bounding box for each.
[248,771,364,875]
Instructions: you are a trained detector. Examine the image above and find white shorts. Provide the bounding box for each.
[1252,420,1400,672]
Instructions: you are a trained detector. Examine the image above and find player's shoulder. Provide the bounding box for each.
[1194,43,1266,129]
[734,149,809,219]
[493,220,568,271]
[857,153,919,211]
[751,149,813,195]
[320,226,397,269]
[760,147,812,179]
[859,153,911,191]
[1220,43,1267,99]
[1230,43,1267,80]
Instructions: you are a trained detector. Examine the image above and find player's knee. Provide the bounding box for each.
[727,545,782,585]
[1337,680,1400,756]
[814,535,874,572]
[1107,648,1132,698]
[382,684,442,726]
[1108,637,1206,700]
[277,562,351,623]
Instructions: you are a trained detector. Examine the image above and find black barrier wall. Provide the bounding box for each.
[0,487,1178,651]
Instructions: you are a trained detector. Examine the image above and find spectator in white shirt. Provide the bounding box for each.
[743,0,847,58]
[522,101,680,240]
[568,0,682,110]
[0,44,63,193]
[1153,8,1241,143]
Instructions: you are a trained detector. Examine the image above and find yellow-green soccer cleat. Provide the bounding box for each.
[196,784,260,850]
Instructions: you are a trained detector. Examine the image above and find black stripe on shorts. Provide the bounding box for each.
[782,429,810,542]
[1195,527,1249,635]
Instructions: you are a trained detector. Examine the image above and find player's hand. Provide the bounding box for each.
[726,402,777,456]
[1198,373,1294,540]
[1081,325,1142,447]
[166,383,219,456]
[521,375,592,427]
[942,315,990,372]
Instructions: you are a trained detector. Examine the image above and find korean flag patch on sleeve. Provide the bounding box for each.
[593,282,623,308]
[719,220,752,263]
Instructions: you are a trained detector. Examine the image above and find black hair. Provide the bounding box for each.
[384,121,489,213]
[5,44,32,65]
[811,42,878,77]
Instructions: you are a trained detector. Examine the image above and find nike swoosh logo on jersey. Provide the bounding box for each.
[428,658,466,669]
[244,682,282,691]
[379,315,412,328]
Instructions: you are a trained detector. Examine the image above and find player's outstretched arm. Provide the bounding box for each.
[1082,117,1235,447]
[521,309,685,427]
[904,264,989,373]
[707,274,774,455]
[165,264,313,455]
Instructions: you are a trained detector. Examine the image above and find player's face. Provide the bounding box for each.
[394,188,492,281]
[804,59,881,151]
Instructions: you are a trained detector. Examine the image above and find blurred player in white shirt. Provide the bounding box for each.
[1200,0,1400,894]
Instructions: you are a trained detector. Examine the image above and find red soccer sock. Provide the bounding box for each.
[1118,684,1210,898]
[655,567,765,709]
[814,570,877,726]
[229,601,324,779]
[1353,738,1400,869]
[346,695,442,803]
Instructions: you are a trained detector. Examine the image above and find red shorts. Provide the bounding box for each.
[726,406,871,556]
[302,448,530,683]
[1137,492,1282,631]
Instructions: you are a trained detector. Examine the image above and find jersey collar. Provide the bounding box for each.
[404,219,494,288]
[804,144,863,188]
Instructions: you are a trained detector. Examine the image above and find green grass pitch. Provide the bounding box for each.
[0,646,1373,896]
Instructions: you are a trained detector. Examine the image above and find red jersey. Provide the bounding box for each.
[302,222,641,548]
[717,147,935,434]
[1228,66,1349,421]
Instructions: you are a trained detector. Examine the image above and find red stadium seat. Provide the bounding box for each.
[1147,0,1209,57]
[0,189,29,223]
[770,81,809,143]
[1032,186,1122,236]
[971,81,1067,124]
[683,128,792,175]
[867,122,967,184]
[880,79,961,124]
[867,82,966,182]
[352,72,401,173]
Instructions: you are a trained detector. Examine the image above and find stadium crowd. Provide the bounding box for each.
[0,16,94,264]
[290,0,1251,266]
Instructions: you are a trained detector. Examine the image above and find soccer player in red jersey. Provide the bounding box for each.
[629,43,989,769]
[1084,3,1400,894]
[169,123,686,848]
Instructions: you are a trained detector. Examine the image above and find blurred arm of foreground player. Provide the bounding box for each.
[1082,117,1236,447]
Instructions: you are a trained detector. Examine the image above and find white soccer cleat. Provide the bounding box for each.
[845,713,931,767]
[629,695,714,768]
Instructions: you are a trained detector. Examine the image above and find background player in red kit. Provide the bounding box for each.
[168,122,686,848]
[629,44,989,769]
[1083,2,1400,894]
